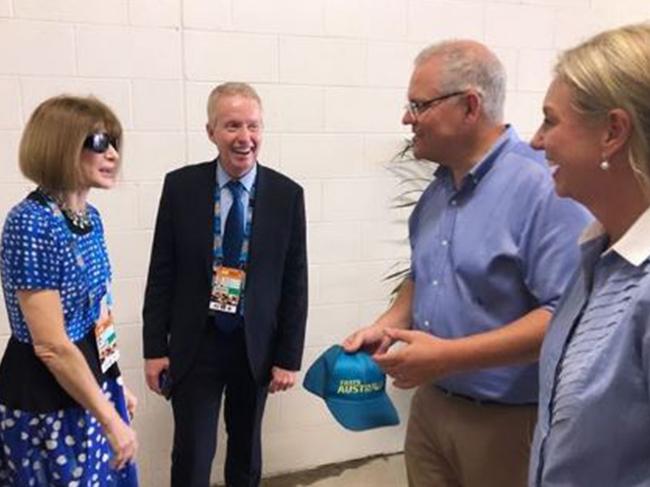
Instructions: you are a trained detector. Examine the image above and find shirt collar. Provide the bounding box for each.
[578,205,650,267]
[433,125,515,188]
[216,158,257,193]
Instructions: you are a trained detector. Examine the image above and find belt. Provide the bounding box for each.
[436,386,537,407]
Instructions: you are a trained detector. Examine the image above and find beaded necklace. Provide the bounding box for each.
[39,188,92,230]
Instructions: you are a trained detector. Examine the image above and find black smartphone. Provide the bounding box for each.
[159,369,172,399]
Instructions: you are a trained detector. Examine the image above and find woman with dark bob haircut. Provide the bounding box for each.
[529,23,650,486]
[0,95,138,485]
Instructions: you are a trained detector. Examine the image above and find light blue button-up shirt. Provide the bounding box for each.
[530,207,650,486]
[409,126,591,403]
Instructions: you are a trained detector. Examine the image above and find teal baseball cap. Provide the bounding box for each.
[303,345,399,431]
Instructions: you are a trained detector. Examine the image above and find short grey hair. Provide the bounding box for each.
[206,82,262,125]
[415,40,506,123]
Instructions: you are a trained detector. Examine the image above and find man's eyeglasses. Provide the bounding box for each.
[83,132,120,153]
[404,90,467,118]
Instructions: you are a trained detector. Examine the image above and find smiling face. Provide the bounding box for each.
[531,78,608,206]
[206,94,262,178]
[402,57,468,165]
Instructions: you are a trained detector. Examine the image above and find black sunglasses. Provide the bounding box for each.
[83,132,120,153]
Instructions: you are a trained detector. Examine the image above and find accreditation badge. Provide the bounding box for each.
[94,293,120,374]
[209,266,245,314]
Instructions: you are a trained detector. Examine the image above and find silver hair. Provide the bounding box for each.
[415,40,506,123]
[206,82,262,125]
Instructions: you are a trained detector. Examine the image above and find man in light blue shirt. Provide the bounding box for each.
[344,40,591,487]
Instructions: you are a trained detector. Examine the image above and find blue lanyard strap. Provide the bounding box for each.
[42,193,112,309]
[212,177,255,268]
[42,196,86,270]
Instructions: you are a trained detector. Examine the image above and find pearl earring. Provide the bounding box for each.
[600,160,610,171]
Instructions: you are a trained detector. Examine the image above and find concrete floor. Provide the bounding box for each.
[260,453,407,487]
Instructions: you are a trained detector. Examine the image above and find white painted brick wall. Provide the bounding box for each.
[0,20,76,75]
[20,77,133,129]
[517,49,557,92]
[185,130,215,163]
[184,31,277,82]
[137,182,163,229]
[128,0,180,28]
[305,303,360,348]
[281,134,365,179]
[0,78,21,129]
[0,2,648,485]
[0,1,11,17]
[493,47,518,91]
[0,298,9,336]
[232,0,324,36]
[505,91,547,137]
[182,0,231,30]
[324,87,405,133]
[366,42,419,88]
[92,184,140,231]
[13,0,128,24]
[363,134,410,176]
[279,36,365,86]
[76,26,182,79]
[0,132,21,182]
[258,133,281,169]
[408,1,485,43]
[299,179,323,222]
[122,131,186,181]
[308,221,363,264]
[258,84,325,132]
[485,3,555,49]
[132,80,185,130]
[324,0,408,40]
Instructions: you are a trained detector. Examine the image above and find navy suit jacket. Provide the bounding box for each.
[142,160,308,385]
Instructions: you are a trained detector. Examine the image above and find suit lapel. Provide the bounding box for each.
[249,165,273,266]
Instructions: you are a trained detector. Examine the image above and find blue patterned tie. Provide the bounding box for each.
[223,180,244,267]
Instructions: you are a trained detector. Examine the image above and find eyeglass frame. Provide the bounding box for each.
[83,132,120,154]
[404,90,468,119]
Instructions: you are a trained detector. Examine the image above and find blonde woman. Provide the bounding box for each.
[530,23,650,486]
[0,96,138,485]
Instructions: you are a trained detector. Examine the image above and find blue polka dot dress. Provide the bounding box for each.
[0,192,138,486]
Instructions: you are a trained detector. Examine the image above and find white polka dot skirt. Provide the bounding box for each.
[0,378,138,486]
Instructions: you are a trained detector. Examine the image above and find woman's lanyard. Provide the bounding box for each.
[212,177,256,269]
[43,194,119,371]
[42,193,112,311]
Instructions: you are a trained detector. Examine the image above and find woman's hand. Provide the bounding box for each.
[104,414,138,470]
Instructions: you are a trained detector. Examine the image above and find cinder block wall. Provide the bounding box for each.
[1,1,648,485]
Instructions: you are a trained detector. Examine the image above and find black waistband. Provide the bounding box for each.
[0,329,120,413]
[437,386,537,407]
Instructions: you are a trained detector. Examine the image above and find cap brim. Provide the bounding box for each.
[325,394,399,432]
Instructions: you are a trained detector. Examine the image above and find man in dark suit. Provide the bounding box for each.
[142,82,308,487]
